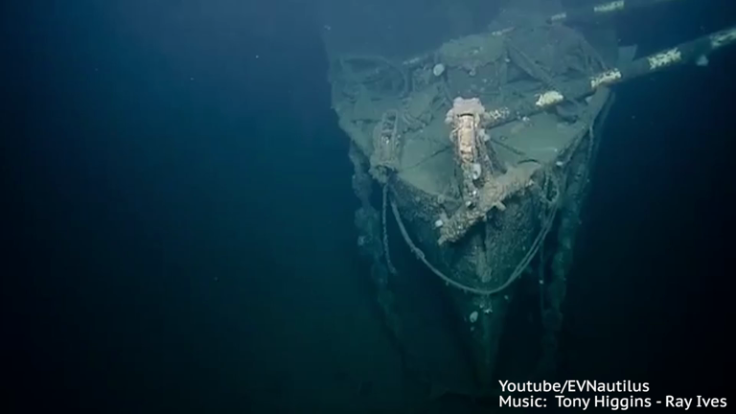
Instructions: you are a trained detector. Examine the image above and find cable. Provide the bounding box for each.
[389,171,561,296]
[382,184,397,275]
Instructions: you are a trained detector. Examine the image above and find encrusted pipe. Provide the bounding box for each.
[444,97,503,207]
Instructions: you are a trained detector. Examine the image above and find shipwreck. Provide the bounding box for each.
[323,0,736,397]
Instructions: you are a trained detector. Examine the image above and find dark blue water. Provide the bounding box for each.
[4,1,734,413]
